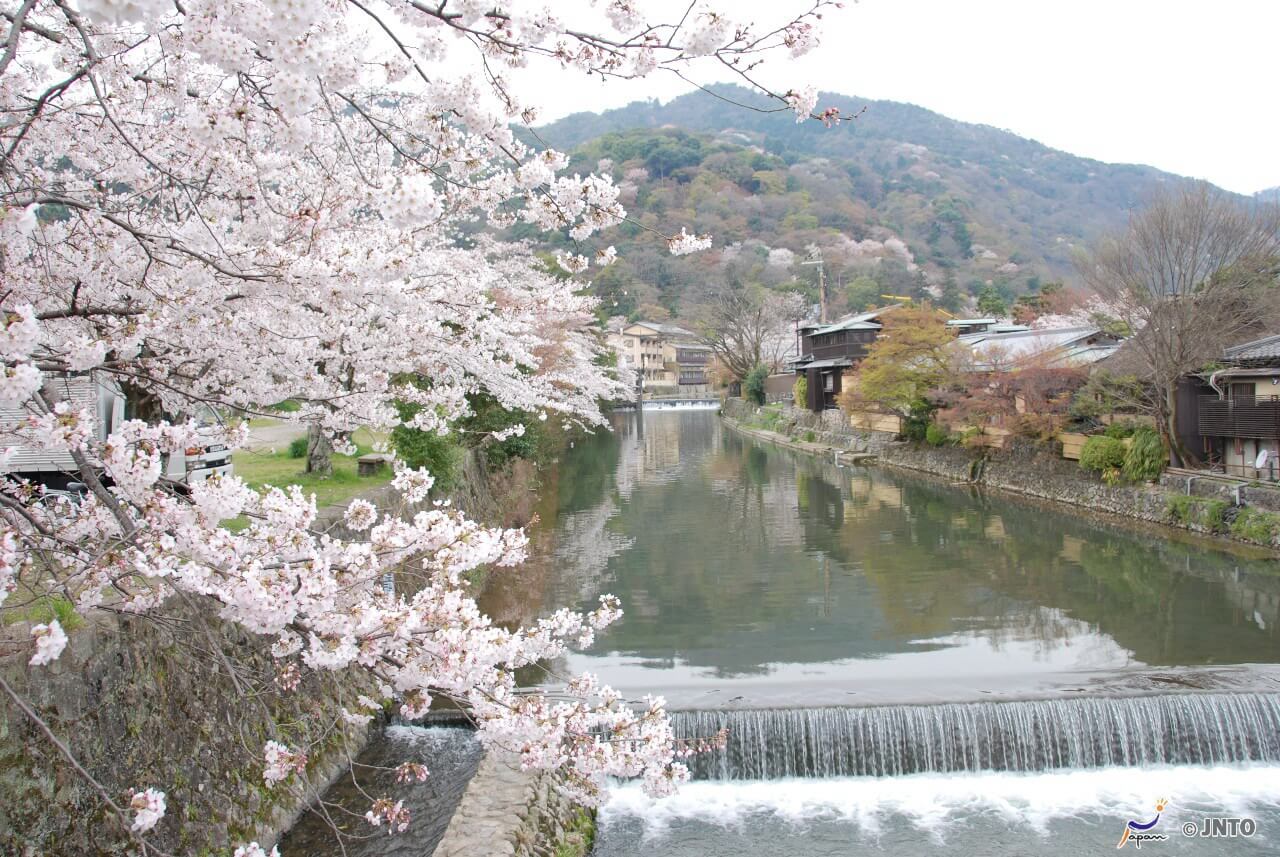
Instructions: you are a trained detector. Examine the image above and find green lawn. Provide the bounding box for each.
[226,428,392,529]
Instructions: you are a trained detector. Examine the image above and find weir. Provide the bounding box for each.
[673,692,1280,780]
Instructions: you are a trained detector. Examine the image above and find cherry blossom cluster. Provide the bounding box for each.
[0,0,838,850]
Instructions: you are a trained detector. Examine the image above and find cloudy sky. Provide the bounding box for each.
[513,0,1279,195]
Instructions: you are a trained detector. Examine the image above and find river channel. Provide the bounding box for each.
[292,408,1280,855]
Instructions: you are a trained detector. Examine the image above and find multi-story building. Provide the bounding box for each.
[791,307,897,411]
[1194,334,1280,479]
[608,321,712,397]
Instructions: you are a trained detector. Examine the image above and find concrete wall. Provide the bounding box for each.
[433,749,591,857]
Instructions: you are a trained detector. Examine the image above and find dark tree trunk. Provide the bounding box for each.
[1164,385,1191,468]
[305,423,333,477]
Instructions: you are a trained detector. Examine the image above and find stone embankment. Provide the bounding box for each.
[433,749,593,857]
[721,399,1280,552]
[2,446,548,855]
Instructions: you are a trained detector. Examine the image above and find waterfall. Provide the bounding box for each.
[672,693,1280,780]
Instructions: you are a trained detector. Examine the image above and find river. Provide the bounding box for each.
[483,408,1280,856]
[289,408,1280,855]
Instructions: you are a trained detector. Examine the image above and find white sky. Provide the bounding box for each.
[513,0,1279,195]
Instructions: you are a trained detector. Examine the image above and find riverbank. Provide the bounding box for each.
[1,439,568,855]
[720,399,1280,554]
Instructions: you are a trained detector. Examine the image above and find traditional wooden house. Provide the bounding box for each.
[790,307,896,411]
[1196,334,1280,479]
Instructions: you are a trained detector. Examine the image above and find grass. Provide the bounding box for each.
[1230,507,1280,545]
[2,593,85,630]
[224,427,392,529]
[745,403,786,432]
[554,808,596,857]
[1165,494,1229,533]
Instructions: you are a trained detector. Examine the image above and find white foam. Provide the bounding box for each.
[601,765,1280,839]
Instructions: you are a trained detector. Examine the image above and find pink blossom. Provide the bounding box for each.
[29,620,68,666]
[263,741,307,786]
[129,788,166,833]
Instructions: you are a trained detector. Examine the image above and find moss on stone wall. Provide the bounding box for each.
[1,604,379,855]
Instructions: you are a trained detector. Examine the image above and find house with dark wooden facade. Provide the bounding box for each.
[1195,334,1280,479]
[790,307,896,411]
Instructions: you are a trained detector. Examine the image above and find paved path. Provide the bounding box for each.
[244,420,307,453]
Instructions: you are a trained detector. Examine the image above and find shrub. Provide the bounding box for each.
[390,400,461,493]
[902,401,933,443]
[793,376,808,409]
[456,392,544,469]
[1079,435,1127,473]
[925,422,950,447]
[1104,420,1136,439]
[744,365,769,406]
[1122,427,1166,482]
[1230,507,1280,544]
[288,436,308,458]
[804,430,816,443]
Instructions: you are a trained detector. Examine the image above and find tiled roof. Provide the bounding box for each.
[809,305,899,336]
[1224,334,1280,361]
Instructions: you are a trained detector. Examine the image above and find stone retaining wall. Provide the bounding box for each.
[1157,471,1280,513]
[433,749,592,857]
[720,400,1280,552]
[1,605,378,856]
[3,446,548,855]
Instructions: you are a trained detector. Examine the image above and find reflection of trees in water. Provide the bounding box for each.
[850,470,1280,665]
[503,412,1280,680]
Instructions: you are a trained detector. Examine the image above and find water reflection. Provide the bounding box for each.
[480,411,1280,705]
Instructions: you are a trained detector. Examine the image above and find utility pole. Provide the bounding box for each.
[801,247,826,323]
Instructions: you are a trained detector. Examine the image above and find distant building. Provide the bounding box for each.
[958,326,1121,371]
[607,321,712,397]
[945,318,1030,336]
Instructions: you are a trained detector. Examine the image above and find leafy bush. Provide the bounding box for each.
[1079,435,1127,473]
[390,400,460,493]
[744,365,769,406]
[456,392,545,469]
[804,430,816,443]
[1230,507,1280,544]
[902,401,933,443]
[1104,420,1136,439]
[288,436,308,459]
[1122,427,1166,482]
[925,422,950,447]
[793,376,807,409]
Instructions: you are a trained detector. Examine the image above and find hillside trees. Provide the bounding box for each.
[1082,183,1280,465]
[0,0,843,851]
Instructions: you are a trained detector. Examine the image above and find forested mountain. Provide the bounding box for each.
[516,85,1212,322]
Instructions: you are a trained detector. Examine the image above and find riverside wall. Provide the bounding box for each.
[721,399,1280,552]
[1,447,549,856]
[433,749,593,857]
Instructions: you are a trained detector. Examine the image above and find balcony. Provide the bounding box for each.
[1198,395,1280,439]
[804,342,869,363]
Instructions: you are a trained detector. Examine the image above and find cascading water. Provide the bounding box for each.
[674,693,1280,779]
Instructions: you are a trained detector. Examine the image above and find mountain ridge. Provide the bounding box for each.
[520,84,1226,320]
